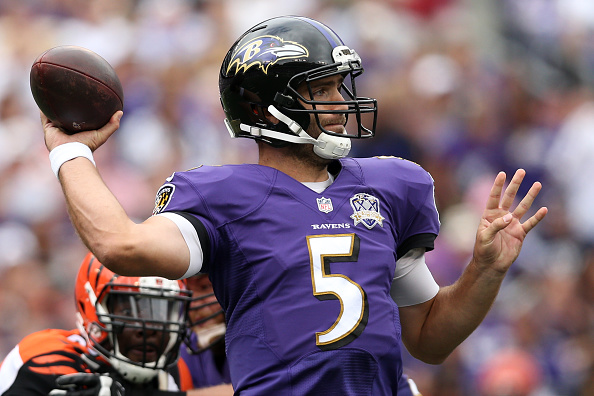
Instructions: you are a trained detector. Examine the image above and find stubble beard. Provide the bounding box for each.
[285,121,332,170]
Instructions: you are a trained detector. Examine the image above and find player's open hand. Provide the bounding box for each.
[41,110,122,152]
[49,372,125,396]
[472,169,548,275]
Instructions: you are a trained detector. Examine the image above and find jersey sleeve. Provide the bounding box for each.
[357,157,440,258]
[157,211,208,278]
[390,248,439,307]
[152,171,218,275]
[397,163,440,258]
[151,165,275,275]
[0,330,88,395]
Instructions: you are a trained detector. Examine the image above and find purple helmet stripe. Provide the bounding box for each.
[292,16,344,48]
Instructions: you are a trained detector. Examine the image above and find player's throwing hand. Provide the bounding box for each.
[41,110,122,153]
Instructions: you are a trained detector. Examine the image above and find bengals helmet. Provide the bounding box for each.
[75,253,192,384]
[219,15,377,159]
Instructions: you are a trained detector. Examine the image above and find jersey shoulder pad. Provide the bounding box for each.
[155,164,276,220]
[344,156,433,187]
[17,329,85,361]
[17,329,87,375]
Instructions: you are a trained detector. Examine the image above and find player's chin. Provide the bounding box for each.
[125,346,162,363]
[323,125,347,135]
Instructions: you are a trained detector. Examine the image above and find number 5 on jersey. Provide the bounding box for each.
[307,234,369,350]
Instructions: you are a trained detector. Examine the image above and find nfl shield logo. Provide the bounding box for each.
[317,197,333,213]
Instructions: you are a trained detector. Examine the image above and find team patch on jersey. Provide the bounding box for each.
[152,184,175,215]
[349,193,385,229]
[226,35,309,75]
[316,197,334,213]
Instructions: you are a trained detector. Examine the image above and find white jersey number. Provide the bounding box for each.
[307,233,368,350]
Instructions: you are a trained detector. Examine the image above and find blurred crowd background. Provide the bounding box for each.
[0,0,593,395]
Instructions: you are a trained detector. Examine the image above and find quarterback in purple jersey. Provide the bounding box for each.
[41,15,547,396]
[156,156,437,395]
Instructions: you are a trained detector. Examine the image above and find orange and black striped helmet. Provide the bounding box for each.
[75,252,192,384]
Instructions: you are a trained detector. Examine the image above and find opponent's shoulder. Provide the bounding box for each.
[0,329,87,383]
[17,328,86,362]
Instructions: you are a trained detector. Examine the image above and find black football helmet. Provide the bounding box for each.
[219,15,377,159]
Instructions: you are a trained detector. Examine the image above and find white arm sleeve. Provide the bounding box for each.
[157,212,203,279]
[390,247,439,307]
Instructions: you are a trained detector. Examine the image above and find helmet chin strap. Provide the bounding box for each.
[231,105,351,159]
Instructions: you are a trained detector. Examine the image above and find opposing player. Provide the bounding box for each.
[40,15,547,395]
[0,253,193,395]
[182,274,231,389]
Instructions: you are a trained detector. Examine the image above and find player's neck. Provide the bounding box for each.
[258,143,330,182]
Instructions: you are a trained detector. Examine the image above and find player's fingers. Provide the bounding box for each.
[56,372,100,386]
[500,169,525,211]
[521,206,548,234]
[50,390,92,396]
[479,213,513,243]
[40,110,58,130]
[512,181,542,219]
[99,111,122,135]
[84,111,122,151]
[485,171,506,210]
[111,110,123,125]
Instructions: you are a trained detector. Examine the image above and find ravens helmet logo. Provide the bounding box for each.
[226,35,309,75]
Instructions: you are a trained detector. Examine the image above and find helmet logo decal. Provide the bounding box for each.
[227,35,308,75]
[349,193,385,229]
[152,184,175,215]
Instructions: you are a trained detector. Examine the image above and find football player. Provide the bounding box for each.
[177,277,235,396]
[40,15,547,395]
[0,253,222,395]
[182,274,230,388]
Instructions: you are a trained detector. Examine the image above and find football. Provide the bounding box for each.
[30,45,124,134]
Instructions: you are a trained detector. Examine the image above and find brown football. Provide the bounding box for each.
[30,45,124,134]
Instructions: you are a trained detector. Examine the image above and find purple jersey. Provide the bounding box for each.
[155,157,440,395]
[179,333,231,388]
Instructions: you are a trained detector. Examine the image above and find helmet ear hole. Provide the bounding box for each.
[248,103,277,126]
[262,107,280,125]
[250,104,259,116]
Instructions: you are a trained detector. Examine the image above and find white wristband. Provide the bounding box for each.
[49,142,96,179]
